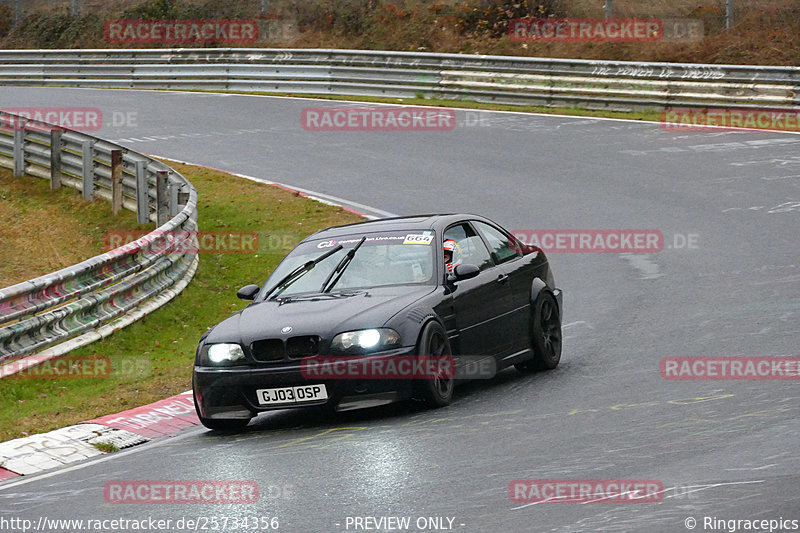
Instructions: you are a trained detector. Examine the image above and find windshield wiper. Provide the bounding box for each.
[277,291,363,305]
[320,236,367,293]
[265,244,343,300]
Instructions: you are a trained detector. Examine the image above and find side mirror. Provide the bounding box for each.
[236,284,260,301]
[447,264,480,283]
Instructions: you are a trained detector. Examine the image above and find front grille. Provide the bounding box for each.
[286,336,321,358]
[250,339,285,362]
[250,336,322,362]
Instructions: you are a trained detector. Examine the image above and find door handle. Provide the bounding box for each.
[497,273,509,283]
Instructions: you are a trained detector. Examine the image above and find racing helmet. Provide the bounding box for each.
[443,239,456,262]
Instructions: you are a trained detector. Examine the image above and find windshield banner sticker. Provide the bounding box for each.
[316,235,415,248]
[403,234,434,245]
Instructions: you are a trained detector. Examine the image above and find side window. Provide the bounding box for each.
[443,223,493,271]
[474,221,519,265]
[442,224,468,244]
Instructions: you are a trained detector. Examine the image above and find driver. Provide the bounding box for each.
[443,239,460,275]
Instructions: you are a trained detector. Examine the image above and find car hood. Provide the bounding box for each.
[205,285,436,345]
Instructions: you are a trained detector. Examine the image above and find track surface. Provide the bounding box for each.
[1,87,799,532]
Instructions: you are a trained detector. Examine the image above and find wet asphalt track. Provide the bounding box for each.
[1,87,798,532]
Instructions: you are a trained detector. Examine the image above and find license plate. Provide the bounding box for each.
[256,384,328,406]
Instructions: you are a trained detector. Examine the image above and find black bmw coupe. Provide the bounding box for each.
[192,214,563,430]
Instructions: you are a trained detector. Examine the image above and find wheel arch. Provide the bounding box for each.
[415,314,449,351]
[388,304,447,351]
[530,278,563,318]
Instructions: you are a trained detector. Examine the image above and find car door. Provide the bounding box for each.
[472,220,530,357]
[442,222,516,358]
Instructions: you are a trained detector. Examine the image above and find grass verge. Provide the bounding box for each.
[0,161,363,442]
[0,168,142,287]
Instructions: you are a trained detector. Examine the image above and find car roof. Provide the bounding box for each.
[302,214,493,241]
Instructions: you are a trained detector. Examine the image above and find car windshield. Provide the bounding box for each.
[262,230,436,298]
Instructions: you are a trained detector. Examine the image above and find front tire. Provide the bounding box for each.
[415,320,454,408]
[515,291,562,373]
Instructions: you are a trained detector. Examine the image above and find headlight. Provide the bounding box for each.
[204,343,246,365]
[330,329,401,354]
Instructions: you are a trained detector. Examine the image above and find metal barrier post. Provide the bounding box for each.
[82,140,95,200]
[726,0,734,29]
[111,149,123,215]
[13,0,22,26]
[13,118,26,177]
[135,160,150,224]
[177,186,190,207]
[50,128,63,189]
[169,180,179,217]
[156,170,169,226]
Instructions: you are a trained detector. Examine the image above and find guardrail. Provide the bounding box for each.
[0,47,796,362]
[0,110,198,364]
[0,48,799,109]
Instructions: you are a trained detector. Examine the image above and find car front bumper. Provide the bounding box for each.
[193,346,420,419]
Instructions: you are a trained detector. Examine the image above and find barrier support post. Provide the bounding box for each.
[13,118,26,177]
[111,149,123,215]
[82,140,95,200]
[135,160,149,224]
[50,129,63,190]
[156,170,169,226]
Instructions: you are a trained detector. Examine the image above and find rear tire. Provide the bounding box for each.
[515,291,562,373]
[415,321,454,408]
